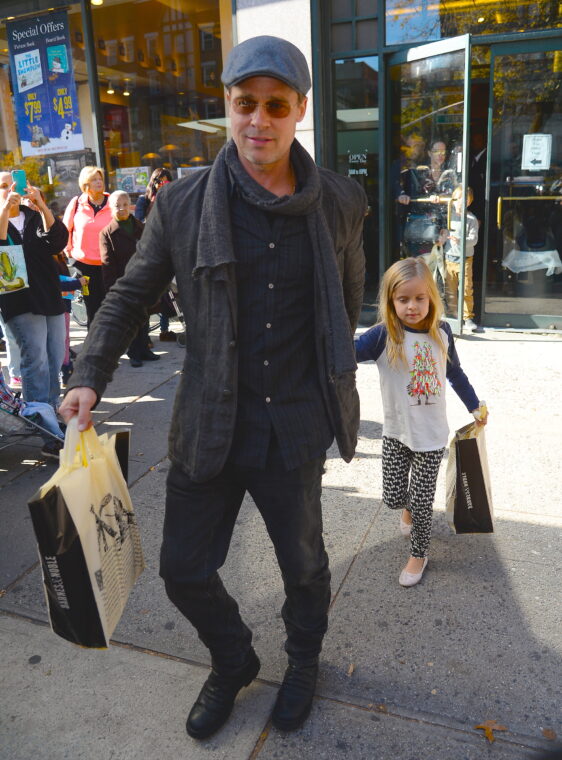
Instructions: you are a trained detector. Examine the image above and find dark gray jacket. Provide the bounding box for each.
[68,163,367,481]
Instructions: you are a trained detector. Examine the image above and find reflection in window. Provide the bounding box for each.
[386,0,561,45]
[90,0,226,194]
[335,56,379,296]
[105,39,117,66]
[389,49,466,312]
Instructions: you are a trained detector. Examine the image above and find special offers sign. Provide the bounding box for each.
[7,12,85,157]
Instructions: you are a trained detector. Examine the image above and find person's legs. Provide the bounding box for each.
[445,260,460,317]
[74,263,105,328]
[248,445,330,665]
[128,320,149,362]
[463,256,475,320]
[382,435,413,513]
[407,448,445,560]
[247,442,329,731]
[445,260,460,312]
[8,313,49,403]
[63,311,71,365]
[161,462,261,739]
[45,314,66,408]
[160,462,252,671]
[0,312,21,381]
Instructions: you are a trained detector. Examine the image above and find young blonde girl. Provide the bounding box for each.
[355,257,487,586]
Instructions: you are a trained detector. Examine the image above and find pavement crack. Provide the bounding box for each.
[247,721,272,759]
[0,559,40,598]
[329,500,383,612]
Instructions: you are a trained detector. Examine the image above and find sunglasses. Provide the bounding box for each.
[230,97,296,119]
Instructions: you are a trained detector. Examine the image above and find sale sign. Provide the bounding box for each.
[7,11,85,157]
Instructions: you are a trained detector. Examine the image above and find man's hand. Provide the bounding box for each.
[59,387,97,431]
[397,193,410,205]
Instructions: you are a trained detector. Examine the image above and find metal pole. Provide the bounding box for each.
[79,0,106,176]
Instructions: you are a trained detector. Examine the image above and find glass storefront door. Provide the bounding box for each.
[388,36,471,333]
[483,40,562,329]
[334,56,379,301]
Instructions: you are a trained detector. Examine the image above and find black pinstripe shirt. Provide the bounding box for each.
[228,190,333,470]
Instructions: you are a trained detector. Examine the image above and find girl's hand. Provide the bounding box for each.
[472,402,488,426]
[79,276,88,287]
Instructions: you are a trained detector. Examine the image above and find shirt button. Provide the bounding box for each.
[268,242,275,249]
[266,323,271,328]
[229,340,236,348]
[264,360,269,366]
[265,397,271,403]
[268,283,274,289]
[222,389,232,397]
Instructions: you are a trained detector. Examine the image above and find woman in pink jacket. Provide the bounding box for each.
[63,166,112,328]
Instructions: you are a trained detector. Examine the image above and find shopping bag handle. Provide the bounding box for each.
[60,416,104,469]
[455,421,485,442]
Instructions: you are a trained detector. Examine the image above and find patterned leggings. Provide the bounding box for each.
[382,436,445,558]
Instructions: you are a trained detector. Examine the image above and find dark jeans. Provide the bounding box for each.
[73,262,105,329]
[160,442,330,673]
[128,320,150,360]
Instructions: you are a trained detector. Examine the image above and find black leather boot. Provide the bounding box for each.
[186,649,260,739]
[271,662,318,731]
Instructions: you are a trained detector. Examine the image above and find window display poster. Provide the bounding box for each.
[7,12,84,157]
[115,167,151,194]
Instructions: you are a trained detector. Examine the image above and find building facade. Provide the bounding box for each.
[1,0,560,330]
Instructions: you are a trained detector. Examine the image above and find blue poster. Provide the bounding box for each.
[7,12,84,157]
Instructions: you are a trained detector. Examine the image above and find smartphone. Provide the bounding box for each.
[11,170,27,196]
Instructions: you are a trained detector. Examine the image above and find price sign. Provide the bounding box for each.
[7,10,84,156]
[24,97,42,122]
[53,91,73,117]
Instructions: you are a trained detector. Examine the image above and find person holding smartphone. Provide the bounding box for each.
[0,171,69,458]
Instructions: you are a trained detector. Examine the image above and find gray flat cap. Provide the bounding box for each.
[221,35,311,96]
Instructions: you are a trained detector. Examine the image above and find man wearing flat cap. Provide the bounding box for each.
[61,35,367,739]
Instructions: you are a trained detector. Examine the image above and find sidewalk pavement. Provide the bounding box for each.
[1,319,561,760]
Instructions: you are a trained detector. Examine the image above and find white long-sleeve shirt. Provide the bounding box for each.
[444,210,479,261]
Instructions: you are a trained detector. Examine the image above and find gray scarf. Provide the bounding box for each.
[194,138,357,378]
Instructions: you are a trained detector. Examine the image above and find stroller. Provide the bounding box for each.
[151,282,186,347]
[0,373,64,452]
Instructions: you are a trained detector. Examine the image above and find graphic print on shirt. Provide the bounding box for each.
[407,341,442,405]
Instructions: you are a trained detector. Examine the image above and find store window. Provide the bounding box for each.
[386,0,561,46]
[91,0,226,196]
[0,3,97,215]
[331,0,378,54]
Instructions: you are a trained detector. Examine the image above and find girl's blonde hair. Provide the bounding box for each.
[452,184,474,205]
[78,165,105,193]
[378,257,445,367]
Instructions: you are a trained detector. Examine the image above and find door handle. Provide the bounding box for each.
[496,196,560,228]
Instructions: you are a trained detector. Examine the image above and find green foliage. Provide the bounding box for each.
[0,152,59,201]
